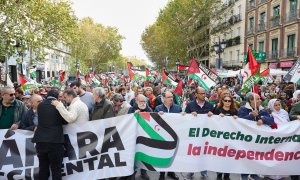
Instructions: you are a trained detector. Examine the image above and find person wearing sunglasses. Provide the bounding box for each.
[0,86,28,130]
[213,96,237,180]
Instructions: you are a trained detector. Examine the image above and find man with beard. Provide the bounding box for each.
[128,94,152,113]
[70,81,94,114]
[0,87,27,130]
[51,89,89,123]
[90,87,115,120]
[127,94,152,180]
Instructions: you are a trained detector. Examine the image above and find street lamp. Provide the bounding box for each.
[175,59,180,73]
[163,57,169,69]
[74,60,80,70]
[213,37,227,69]
[15,42,24,75]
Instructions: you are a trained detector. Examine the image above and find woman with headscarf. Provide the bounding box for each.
[268,99,290,125]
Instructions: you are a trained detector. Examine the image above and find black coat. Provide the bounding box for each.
[32,97,66,144]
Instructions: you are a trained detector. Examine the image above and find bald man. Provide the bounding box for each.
[19,94,43,131]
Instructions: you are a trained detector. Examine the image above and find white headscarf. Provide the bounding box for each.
[268,99,289,125]
[292,90,300,101]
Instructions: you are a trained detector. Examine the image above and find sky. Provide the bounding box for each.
[70,0,169,63]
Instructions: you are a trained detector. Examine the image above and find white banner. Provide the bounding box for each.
[1,113,300,179]
[0,114,136,179]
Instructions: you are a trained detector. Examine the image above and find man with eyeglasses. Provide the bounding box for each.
[0,87,27,130]
[184,87,213,180]
[155,90,181,180]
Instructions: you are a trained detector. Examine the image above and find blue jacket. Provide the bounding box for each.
[19,108,36,131]
[154,103,182,113]
[238,102,274,126]
[185,100,213,114]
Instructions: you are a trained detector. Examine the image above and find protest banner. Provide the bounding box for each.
[1,114,300,179]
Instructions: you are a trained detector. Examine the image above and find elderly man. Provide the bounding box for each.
[185,86,213,180]
[127,94,152,180]
[0,87,27,130]
[128,94,152,114]
[19,94,43,131]
[112,93,131,116]
[51,89,89,123]
[90,87,115,120]
[238,93,275,180]
[155,90,181,180]
[70,80,94,113]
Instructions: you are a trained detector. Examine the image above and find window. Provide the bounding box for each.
[271,38,279,54]
[260,12,266,23]
[273,5,280,16]
[290,0,298,13]
[287,34,296,50]
[249,17,254,30]
[259,41,265,52]
[236,50,240,63]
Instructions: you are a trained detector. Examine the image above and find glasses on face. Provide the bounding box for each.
[223,99,232,103]
[5,93,15,97]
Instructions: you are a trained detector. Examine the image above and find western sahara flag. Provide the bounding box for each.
[134,113,178,170]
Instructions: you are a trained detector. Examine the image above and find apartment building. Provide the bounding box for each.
[245,0,299,70]
[210,0,245,70]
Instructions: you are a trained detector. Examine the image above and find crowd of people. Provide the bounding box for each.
[0,78,300,180]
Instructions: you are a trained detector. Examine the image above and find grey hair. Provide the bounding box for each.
[93,87,106,98]
[136,94,146,102]
[1,86,15,94]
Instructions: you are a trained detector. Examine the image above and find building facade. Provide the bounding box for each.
[6,42,70,83]
[245,0,299,70]
[210,0,246,70]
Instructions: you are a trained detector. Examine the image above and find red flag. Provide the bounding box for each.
[18,73,27,85]
[59,71,65,82]
[127,62,135,80]
[260,68,270,77]
[247,47,260,75]
[178,65,187,71]
[145,68,150,77]
[85,72,89,82]
[173,80,183,96]
[253,85,259,94]
[162,69,168,82]
[186,58,200,75]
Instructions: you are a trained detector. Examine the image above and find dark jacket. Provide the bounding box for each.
[32,97,66,144]
[90,99,115,120]
[185,99,213,114]
[154,103,182,113]
[0,99,27,125]
[19,108,36,131]
[289,101,300,120]
[237,102,275,126]
[128,104,153,114]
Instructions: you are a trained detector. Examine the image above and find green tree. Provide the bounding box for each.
[0,0,78,66]
[141,0,226,68]
[70,17,124,74]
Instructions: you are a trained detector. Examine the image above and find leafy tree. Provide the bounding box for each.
[0,0,78,66]
[141,0,228,68]
[69,17,124,74]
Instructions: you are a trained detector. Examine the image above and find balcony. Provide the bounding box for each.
[285,10,298,23]
[247,1,256,10]
[257,22,266,32]
[247,28,254,35]
[226,36,241,47]
[259,0,267,4]
[268,51,279,59]
[270,16,280,28]
[283,49,296,57]
[228,14,242,25]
